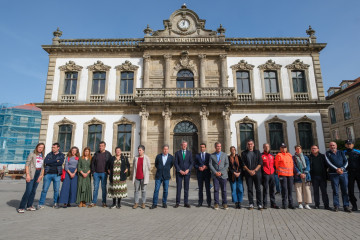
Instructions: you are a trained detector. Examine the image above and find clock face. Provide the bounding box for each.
[178,19,190,31]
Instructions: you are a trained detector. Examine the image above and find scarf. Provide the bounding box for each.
[229,154,240,182]
[294,152,307,173]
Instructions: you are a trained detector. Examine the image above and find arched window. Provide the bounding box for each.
[174,121,198,133]
[176,70,194,89]
[88,124,102,152]
[268,123,284,150]
[240,123,254,150]
[298,122,313,149]
[117,124,132,151]
[58,124,72,153]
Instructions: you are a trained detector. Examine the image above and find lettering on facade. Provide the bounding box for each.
[154,38,215,43]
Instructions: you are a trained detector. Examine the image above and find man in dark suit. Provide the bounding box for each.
[174,140,194,208]
[150,144,174,209]
[194,143,211,207]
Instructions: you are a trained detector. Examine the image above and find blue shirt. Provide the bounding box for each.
[325,150,348,174]
[216,152,221,163]
[162,154,168,166]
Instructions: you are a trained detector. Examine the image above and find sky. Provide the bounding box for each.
[0,0,359,105]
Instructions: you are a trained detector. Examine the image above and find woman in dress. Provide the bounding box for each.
[106,147,130,209]
[59,146,80,208]
[18,143,45,213]
[77,147,92,207]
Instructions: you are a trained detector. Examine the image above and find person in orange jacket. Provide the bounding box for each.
[275,143,295,209]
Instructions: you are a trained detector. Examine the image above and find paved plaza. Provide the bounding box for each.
[0,179,360,240]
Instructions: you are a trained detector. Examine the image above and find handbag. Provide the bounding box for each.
[61,157,71,182]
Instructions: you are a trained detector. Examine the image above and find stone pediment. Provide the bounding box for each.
[146,4,221,41]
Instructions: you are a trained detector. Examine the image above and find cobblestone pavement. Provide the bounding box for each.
[0,178,359,240]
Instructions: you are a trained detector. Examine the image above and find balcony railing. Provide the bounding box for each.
[61,95,76,103]
[266,93,281,101]
[58,38,143,46]
[294,93,309,101]
[226,37,310,45]
[136,88,235,100]
[90,95,105,103]
[118,94,134,102]
[237,94,252,102]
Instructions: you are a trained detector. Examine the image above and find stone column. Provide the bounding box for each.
[222,105,232,152]
[164,54,172,88]
[162,105,172,146]
[139,105,149,146]
[200,105,209,145]
[143,55,151,88]
[219,54,228,87]
[198,54,206,88]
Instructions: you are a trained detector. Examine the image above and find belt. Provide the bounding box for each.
[36,168,41,171]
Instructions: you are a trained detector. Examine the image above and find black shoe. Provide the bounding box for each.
[271,205,280,209]
[67,203,71,207]
[109,204,116,209]
[352,206,358,211]
[325,206,332,211]
[344,206,352,213]
[150,205,157,209]
[207,204,211,208]
[184,204,191,208]
[282,205,287,209]
[289,205,296,209]
[63,204,67,208]
[263,205,267,210]
[196,203,202,208]
[174,204,180,208]
[116,204,121,209]
[275,192,280,195]
[314,205,319,209]
[238,203,242,209]
[162,203,167,208]
[333,206,339,212]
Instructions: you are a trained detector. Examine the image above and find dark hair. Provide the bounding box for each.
[200,143,206,147]
[247,139,255,145]
[99,141,106,146]
[162,144,169,149]
[311,145,319,149]
[53,142,60,148]
[214,142,221,147]
[294,145,302,150]
[34,143,45,156]
[138,145,145,151]
[230,146,236,151]
[115,147,121,153]
[67,146,80,158]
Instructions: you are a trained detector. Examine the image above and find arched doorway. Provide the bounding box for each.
[173,121,198,178]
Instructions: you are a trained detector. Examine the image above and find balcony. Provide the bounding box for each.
[294,93,309,101]
[237,94,252,102]
[118,94,134,103]
[135,88,235,103]
[90,95,105,103]
[61,95,76,103]
[265,93,281,102]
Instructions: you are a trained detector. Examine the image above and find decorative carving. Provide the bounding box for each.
[258,60,282,70]
[173,51,197,75]
[115,60,139,71]
[239,116,256,124]
[139,105,149,120]
[230,60,254,71]
[143,54,151,61]
[56,117,75,126]
[59,61,83,72]
[222,105,231,120]
[217,24,226,36]
[115,116,134,125]
[200,105,209,120]
[162,104,172,120]
[143,24,153,36]
[198,54,206,59]
[85,117,105,125]
[306,25,315,37]
[219,54,227,60]
[87,61,111,71]
[164,54,172,60]
[285,59,310,70]
[53,27,62,38]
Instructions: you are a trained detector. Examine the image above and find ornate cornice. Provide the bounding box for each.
[114,116,135,125]
[85,117,105,125]
[87,61,111,72]
[115,60,139,71]
[285,59,310,70]
[230,60,254,71]
[59,61,83,72]
[173,51,197,75]
[258,60,282,70]
[55,117,76,126]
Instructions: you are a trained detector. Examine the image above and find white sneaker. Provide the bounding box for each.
[305,204,311,210]
[298,204,303,209]
[26,206,36,211]
[37,205,44,210]
[249,204,254,209]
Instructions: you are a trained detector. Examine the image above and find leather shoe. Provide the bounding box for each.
[174,204,180,208]
[333,206,339,212]
[196,203,202,208]
[325,206,332,211]
[289,205,296,209]
[344,206,352,213]
[162,203,167,208]
[184,204,191,208]
[271,205,280,209]
[150,205,157,209]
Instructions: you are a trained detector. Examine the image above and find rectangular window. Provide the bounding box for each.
[298,122,313,149]
[292,71,307,93]
[329,107,336,124]
[269,123,284,150]
[346,126,355,140]
[343,102,351,120]
[58,125,72,153]
[92,72,106,95]
[64,72,78,95]
[88,124,102,152]
[239,123,254,150]
[264,71,279,93]
[236,71,251,94]
[117,124,132,151]
[120,72,134,94]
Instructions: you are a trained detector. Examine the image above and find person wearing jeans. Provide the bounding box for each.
[18,143,45,213]
[150,144,174,209]
[38,143,64,209]
[228,146,243,209]
[89,141,112,208]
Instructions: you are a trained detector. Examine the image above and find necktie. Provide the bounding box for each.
[202,153,205,162]
[182,151,186,160]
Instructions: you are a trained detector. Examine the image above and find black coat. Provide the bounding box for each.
[241,149,263,175]
[154,154,174,180]
[106,155,130,183]
[194,152,211,177]
[309,153,328,181]
[91,150,112,174]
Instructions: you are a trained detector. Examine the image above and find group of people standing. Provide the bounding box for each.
[17,138,360,214]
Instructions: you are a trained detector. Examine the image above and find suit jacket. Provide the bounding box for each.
[194,152,211,177]
[174,149,193,176]
[154,154,174,180]
[209,151,229,179]
[132,155,151,184]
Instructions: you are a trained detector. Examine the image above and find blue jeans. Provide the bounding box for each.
[19,170,41,209]
[92,172,107,204]
[152,179,169,205]
[274,174,281,192]
[330,172,349,207]
[39,174,61,205]
[229,177,244,203]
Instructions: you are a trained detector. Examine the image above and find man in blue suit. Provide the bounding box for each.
[150,144,174,209]
[194,143,211,207]
[174,140,193,208]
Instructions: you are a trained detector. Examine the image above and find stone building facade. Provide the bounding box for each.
[327,77,360,141]
[37,5,330,176]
